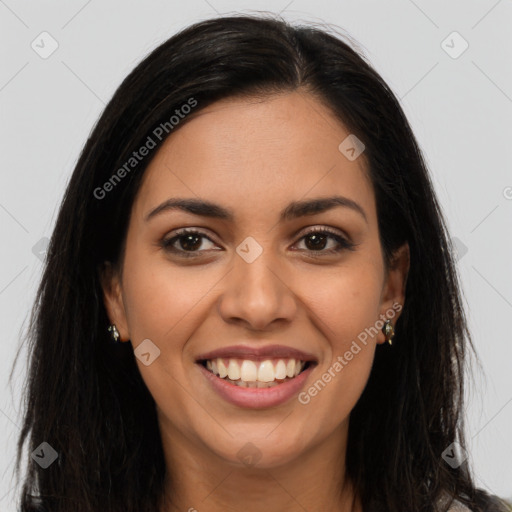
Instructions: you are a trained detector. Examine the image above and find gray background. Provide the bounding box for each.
[1,0,511,509]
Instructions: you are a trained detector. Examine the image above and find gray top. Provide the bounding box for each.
[448,501,472,511]
[444,497,472,511]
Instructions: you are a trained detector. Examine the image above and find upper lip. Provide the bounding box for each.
[196,344,318,362]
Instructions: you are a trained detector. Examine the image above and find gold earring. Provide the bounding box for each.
[382,319,395,346]
[107,324,121,343]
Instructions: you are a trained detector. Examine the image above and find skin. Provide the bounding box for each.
[101,90,410,512]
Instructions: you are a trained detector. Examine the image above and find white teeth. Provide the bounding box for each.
[275,360,287,380]
[240,360,258,382]
[205,357,309,384]
[257,360,275,382]
[217,359,228,378]
[286,359,296,378]
[227,360,241,380]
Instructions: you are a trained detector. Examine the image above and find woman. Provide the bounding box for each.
[15,14,509,512]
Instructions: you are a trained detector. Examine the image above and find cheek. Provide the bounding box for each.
[296,261,383,344]
[119,251,210,424]
[121,250,216,344]
[297,274,380,433]
[294,260,382,405]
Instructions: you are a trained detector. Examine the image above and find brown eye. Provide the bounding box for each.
[303,232,330,251]
[175,233,202,251]
[161,229,217,256]
[294,228,356,254]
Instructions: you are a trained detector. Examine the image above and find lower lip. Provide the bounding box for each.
[197,363,315,409]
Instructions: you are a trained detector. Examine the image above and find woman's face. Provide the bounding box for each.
[102,91,409,471]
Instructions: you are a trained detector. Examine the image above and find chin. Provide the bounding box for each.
[201,427,310,469]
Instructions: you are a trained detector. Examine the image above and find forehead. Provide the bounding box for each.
[133,91,375,225]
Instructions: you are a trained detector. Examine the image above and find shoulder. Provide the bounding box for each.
[437,492,473,512]
[440,491,511,512]
[447,500,473,512]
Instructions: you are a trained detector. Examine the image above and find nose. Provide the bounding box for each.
[217,249,298,331]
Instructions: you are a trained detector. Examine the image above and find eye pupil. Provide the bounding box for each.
[305,233,327,250]
[180,234,202,251]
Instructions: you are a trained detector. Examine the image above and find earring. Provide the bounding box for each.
[107,324,121,343]
[382,319,395,346]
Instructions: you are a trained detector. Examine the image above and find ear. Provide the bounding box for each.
[98,261,130,342]
[377,242,410,345]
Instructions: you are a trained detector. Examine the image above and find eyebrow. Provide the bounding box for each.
[144,195,368,224]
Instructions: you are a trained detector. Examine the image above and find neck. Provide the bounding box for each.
[159,418,361,512]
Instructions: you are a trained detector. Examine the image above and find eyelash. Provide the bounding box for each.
[159,227,357,258]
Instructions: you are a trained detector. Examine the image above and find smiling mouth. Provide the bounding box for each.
[198,357,313,388]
